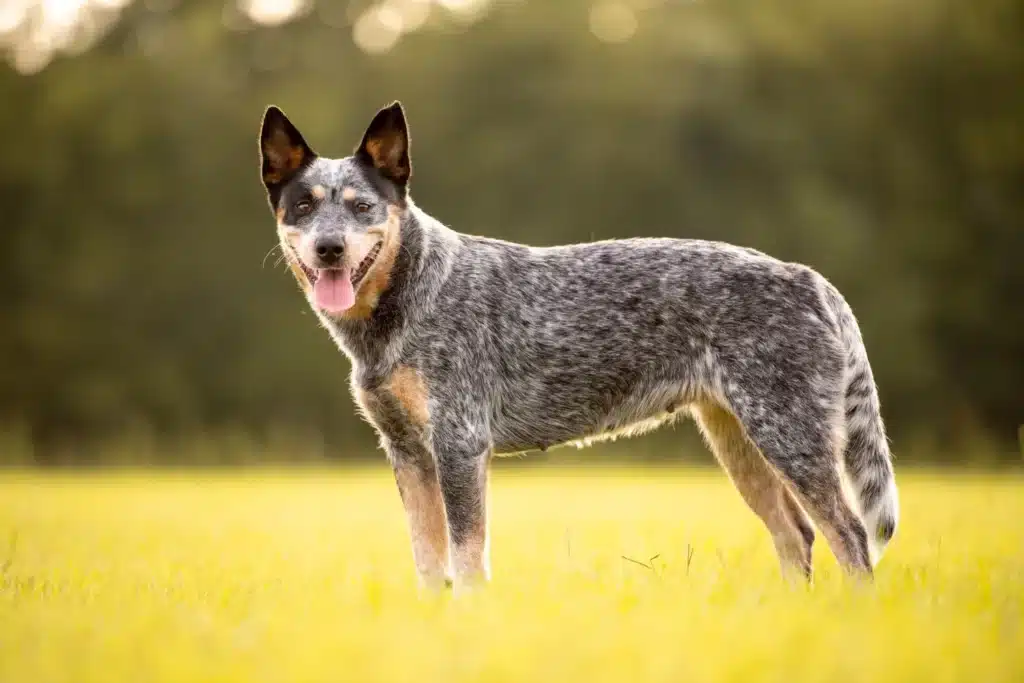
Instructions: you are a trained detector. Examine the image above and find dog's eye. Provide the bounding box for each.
[294,199,313,216]
[355,202,372,214]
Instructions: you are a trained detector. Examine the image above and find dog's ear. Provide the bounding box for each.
[355,101,411,187]
[259,106,316,195]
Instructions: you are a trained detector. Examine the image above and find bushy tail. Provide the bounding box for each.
[826,286,899,567]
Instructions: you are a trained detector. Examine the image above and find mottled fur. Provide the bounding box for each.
[258,102,899,590]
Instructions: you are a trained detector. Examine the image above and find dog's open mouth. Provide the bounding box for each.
[350,240,383,287]
[297,240,383,315]
[296,241,383,289]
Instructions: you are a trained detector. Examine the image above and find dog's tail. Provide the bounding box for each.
[825,285,899,567]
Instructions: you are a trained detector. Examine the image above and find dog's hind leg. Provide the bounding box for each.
[725,363,874,577]
[694,402,815,580]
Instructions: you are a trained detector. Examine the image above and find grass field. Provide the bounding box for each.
[1,466,1022,683]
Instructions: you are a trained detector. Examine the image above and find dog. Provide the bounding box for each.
[258,101,899,590]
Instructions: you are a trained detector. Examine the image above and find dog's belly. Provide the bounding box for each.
[491,406,689,456]
[490,379,701,456]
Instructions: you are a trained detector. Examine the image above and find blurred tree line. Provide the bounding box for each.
[0,0,1021,464]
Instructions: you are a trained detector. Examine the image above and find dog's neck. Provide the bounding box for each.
[324,198,461,372]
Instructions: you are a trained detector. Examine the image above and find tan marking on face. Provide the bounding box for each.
[311,185,326,200]
[338,205,403,320]
[345,231,378,266]
[386,366,430,427]
[285,259,311,294]
[342,187,357,201]
[276,223,311,294]
[276,221,300,242]
[275,207,285,222]
[393,462,450,589]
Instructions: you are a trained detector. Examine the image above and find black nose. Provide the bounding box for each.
[314,238,344,266]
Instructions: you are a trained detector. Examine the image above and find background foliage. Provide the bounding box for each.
[1,0,1021,463]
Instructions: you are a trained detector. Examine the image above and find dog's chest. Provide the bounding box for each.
[351,365,431,447]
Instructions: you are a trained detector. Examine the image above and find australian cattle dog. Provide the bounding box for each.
[258,102,899,591]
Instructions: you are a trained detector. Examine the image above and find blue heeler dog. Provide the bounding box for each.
[259,101,899,591]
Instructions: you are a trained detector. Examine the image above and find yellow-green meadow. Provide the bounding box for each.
[1,467,1021,683]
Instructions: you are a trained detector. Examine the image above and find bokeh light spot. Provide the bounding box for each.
[239,0,309,27]
[589,1,637,44]
[353,4,405,55]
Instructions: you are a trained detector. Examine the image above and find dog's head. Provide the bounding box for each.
[259,102,410,319]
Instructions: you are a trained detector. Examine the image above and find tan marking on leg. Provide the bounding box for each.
[310,184,326,199]
[385,366,430,427]
[340,205,403,320]
[394,461,450,590]
[695,402,813,579]
[341,187,357,201]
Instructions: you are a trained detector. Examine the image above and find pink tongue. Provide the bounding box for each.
[313,268,355,313]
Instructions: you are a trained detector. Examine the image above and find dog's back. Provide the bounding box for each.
[411,235,821,446]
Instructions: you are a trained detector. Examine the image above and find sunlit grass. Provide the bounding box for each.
[1,466,1022,682]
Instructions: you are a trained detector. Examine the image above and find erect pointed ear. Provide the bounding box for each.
[355,101,411,187]
[259,105,316,195]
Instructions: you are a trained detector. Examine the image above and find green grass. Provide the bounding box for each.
[1,466,1022,682]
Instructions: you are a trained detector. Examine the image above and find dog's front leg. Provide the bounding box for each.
[432,415,492,591]
[389,445,452,591]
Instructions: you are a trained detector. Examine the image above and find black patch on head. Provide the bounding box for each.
[259,106,317,208]
[276,180,320,226]
[346,159,406,208]
[355,101,412,189]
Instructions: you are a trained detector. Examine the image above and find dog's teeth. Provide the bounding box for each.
[351,242,383,285]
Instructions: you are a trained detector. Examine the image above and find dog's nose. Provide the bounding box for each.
[314,237,344,266]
